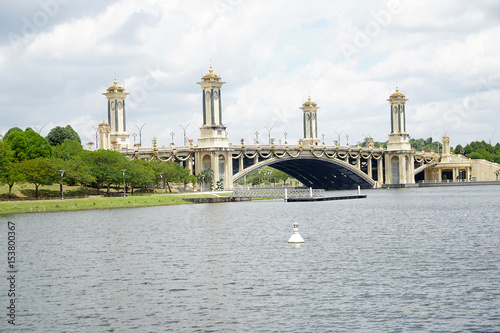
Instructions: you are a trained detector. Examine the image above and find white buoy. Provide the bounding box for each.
[288,222,304,243]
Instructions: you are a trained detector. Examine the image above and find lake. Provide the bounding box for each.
[2,185,500,332]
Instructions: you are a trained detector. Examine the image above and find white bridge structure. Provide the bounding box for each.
[97,67,500,190]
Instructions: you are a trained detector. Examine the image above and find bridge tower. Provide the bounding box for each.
[194,66,233,190]
[102,78,130,149]
[384,87,415,186]
[301,97,320,146]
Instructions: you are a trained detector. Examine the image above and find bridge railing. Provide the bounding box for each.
[232,188,326,198]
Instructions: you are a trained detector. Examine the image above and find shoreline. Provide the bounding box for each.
[2,182,500,216]
[0,192,233,216]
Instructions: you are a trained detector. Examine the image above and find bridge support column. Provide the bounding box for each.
[226,153,233,190]
[367,156,372,179]
[400,155,407,184]
[188,155,193,175]
[239,155,244,173]
[254,155,259,165]
[452,167,457,181]
[211,152,219,190]
[356,155,361,170]
[377,157,383,186]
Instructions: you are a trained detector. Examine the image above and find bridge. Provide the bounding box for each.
[120,137,438,190]
[97,67,481,191]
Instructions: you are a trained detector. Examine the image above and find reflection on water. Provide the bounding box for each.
[2,186,500,332]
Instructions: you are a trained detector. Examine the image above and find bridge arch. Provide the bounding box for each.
[233,156,376,190]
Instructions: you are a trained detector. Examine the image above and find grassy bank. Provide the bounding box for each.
[0,184,234,215]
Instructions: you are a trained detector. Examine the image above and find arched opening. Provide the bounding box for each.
[202,154,211,170]
[233,157,375,190]
[218,154,225,182]
[391,156,399,184]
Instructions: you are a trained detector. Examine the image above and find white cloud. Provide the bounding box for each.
[1,0,500,149]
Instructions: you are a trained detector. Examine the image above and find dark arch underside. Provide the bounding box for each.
[264,157,373,190]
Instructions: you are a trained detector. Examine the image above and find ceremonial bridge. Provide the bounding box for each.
[120,140,438,190]
[97,67,469,191]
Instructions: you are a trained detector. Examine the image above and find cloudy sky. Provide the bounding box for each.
[1,0,499,148]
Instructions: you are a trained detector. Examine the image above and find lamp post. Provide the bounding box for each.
[255,131,259,144]
[321,133,325,145]
[132,133,137,146]
[121,169,126,197]
[159,173,164,195]
[334,130,344,146]
[264,125,275,145]
[284,132,288,144]
[135,123,146,147]
[266,170,272,184]
[346,134,349,146]
[91,125,99,149]
[170,132,175,145]
[59,170,65,200]
[34,125,46,135]
[180,123,191,146]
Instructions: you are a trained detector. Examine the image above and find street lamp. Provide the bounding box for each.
[265,125,275,145]
[121,169,126,197]
[91,125,99,149]
[170,132,175,145]
[284,132,288,144]
[34,125,46,135]
[159,173,164,195]
[135,123,146,147]
[346,134,349,146]
[334,130,344,146]
[321,133,325,145]
[59,170,65,200]
[180,123,191,146]
[255,131,259,144]
[266,170,272,184]
[132,133,137,146]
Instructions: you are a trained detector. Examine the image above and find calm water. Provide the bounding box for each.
[1,186,500,332]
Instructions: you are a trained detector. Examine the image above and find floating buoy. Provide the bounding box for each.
[288,222,304,243]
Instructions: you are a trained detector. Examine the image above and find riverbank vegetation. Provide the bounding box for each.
[0,127,199,200]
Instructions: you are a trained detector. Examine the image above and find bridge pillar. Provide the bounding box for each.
[239,155,244,173]
[188,156,193,175]
[377,157,384,185]
[400,155,407,183]
[384,87,415,186]
[356,155,361,169]
[367,156,372,178]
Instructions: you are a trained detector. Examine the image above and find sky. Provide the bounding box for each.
[1,0,500,148]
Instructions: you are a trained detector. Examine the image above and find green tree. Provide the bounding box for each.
[196,168,214,191]
[53,139,84,161]
[468,152,483,160]
[0,141,24,198]
[16,158,58,198]
[125,159,155,194]
[82,150,128,194]
[64,151,95,188]
[149,160,193,193]
[3,127,23,141]
[4,128,52,161]
[454,144,465,155]
[46,125,81,146]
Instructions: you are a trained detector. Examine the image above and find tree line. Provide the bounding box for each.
[0,126,197,199]
[453,141,500,164]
